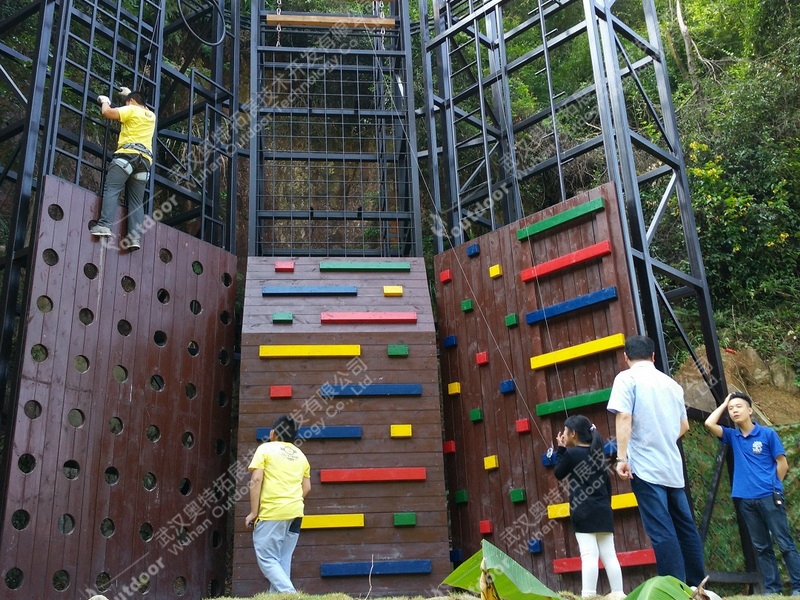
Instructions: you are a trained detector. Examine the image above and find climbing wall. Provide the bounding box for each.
[0,176,237,599]
[235,257,450,596]
[435,183,656,593]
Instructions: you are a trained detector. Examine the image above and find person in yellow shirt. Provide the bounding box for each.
[246,416,311,593]
[90,90,156,250]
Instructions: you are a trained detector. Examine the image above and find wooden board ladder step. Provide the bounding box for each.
[266,13,396,30]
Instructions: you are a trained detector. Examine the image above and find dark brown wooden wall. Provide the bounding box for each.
[0,176,237,600]
[234,257,450,597]
[435,183,655,594]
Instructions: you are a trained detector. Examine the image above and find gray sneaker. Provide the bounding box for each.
[128,238,141,250]
[90,224,112,237]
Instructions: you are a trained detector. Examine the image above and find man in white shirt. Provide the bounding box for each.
[607,335,706,586]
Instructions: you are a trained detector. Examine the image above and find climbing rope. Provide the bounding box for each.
[178,0,227,47]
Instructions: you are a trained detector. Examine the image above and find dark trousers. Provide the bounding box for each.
[631,477,706,586]
[739,495,800,594]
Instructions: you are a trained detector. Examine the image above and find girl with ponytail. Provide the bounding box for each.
[555,415,625,599]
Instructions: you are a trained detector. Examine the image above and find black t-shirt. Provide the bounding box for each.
[554,445,614,533]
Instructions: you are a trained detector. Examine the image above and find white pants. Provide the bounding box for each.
[575,532,624,597]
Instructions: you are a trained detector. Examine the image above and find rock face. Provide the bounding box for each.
[676,345,800,424]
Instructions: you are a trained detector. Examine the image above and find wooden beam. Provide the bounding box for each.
[536,387,612,417]
[320,467,427,483]
[321,559,431,577]
[266,13,396,30]
[521,240,612,281]
[530,333,625,370]
[525,286,618,325]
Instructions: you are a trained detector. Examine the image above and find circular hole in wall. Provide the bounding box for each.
[100,518,115,538]
[157,288,170,304]
[187,341,199,356]
[181,432,195,449]
[47,204,64,221]
[185,383,197,399]
[24,400,42,419]
[52,569,70,591]
[174,576,187,596]
[104,467,119,485]
[149,375,165,391]
[120,276,135,293]
[17,454,35,474]
[221,272,232,287]
[117,319,132,336]
[159,248,173,264]
[153,330,167,347]
[179,478,192,496]
[108,417,123,435]
[62,460,80,480]
[96,572,111,592]
[42,248,59,266]
[30,344,48,363]
[36,295,53,313]
[145,425,161,442]
[142,472,157,491]
[139,523,154,542]
[58,514,75,535]
[83,263,99,279]
[5,567,23,590]
[73,355,89,373]
[189,300,202,315]
[78,308,94,325]
[11,510,30,531]
[220,311,231,325]
[192,261,203,275]
[67,409,85,428]
[112,365,128,383]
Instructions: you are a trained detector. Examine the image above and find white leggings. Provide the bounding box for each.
[575,532,624,596]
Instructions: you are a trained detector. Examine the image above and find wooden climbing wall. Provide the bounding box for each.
[235,257,450,596]
[0,175,237,599]
[435,183,656,593]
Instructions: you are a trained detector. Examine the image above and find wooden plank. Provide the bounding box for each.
[320,467,427,483]
[517,197,605,241]
[269,385,292,399]
[262,285,358,296]
[320,311,417,324]
[266,13,396,29]
[272,312,293,324]
[256,426,363,440]
[535,387,612,417]
[259,344,361,358]
[521,240,612,281]
[387,344,409,357]
[525,286,618,325]
[548,493,638,519]
[553,548,656,574]
[324,383,423,396]
[320,261,411,272]
[530,333,625,370]
[320,559,431,576]
[301,514,365,529]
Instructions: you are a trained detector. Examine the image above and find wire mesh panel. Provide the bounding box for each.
[250,1,422,257]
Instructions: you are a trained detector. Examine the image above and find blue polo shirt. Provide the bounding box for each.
[720,423,785,499]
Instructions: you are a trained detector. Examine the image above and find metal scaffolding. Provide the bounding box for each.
[249,0,422,257]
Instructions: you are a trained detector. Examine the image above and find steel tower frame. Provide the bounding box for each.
[419,0,754,585]
[0,0,240,529]
[249,0,422,257]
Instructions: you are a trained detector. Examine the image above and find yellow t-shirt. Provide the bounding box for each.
[248,441,310,521]
[115,104,156,160]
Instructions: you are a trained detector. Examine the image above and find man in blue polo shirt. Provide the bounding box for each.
[705,391,800,595]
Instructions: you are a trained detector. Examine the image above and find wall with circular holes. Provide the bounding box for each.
[0,176,237,599]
